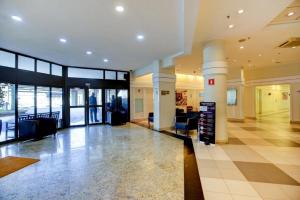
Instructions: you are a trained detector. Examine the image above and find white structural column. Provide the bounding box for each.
[153,73,176,131]
[202,40,228,143]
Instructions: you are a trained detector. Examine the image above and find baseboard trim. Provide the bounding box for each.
[216,139,228,144]
[246,117,257,120]
[228,118,244,122]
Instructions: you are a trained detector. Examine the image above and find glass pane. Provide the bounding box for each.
[18,85,35,116]
[68,68,103,79]
[70,107,85,126]
[89,89,102,106]
[37,60,50,74]
[89,107,102,124]
[105,89,116,123]
[117,72,128,80]
[117,89,128,121]
[51,88,63,128]
[0,50,15,68]
[0,83,16,142]
[18,56,35,71]
[52,64,62,76]
[70,88,85,106]
[37,87,50,114]
[105,71,116,80]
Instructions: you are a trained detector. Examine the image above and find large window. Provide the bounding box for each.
[0,83,16,142]
[37,87,50,114]
[18,56,35,71]
[18,85,35,116]
[51,88,63,128]
[105,71,116,80]
[117,72,128,81]
[0,50,15,68]
[70,88,85,126]
[68,68,103,79]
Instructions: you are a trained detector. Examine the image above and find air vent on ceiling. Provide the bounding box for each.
[278,37,300,48]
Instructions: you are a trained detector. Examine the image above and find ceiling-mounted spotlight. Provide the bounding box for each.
[287,12,294,17]
[238,9,244,14]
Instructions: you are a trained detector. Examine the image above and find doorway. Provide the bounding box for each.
[255,84,291,122]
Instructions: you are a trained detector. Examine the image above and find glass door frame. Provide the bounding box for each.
[87,88,104,125]
[69,87,86,127]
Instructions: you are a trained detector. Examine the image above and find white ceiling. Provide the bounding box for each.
[0,0,192,70]
[175,0,300,75]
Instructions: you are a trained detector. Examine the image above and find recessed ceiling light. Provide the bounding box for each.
[288,12,294,17]
[292,46,296,49]
[240,46,244,49]
[238,9,244,14]
[228,24,234,29]
[11,15,22,22]
[59,38,67,43]
[86,51,93,55]
[258,54,262,57]
[137,34,145,41]
[103,58,109,63]
[115,6,124,13]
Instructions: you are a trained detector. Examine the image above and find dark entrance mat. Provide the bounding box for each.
[0,156,39,178]
[234,161,300,186]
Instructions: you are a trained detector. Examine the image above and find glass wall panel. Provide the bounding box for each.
[89,89,102,124]
[52,64,62,76]
[18,85,35,116]
[105,71,116,80]
[51,88,63,128]
[37,60,50,74]
[0,83,16,142]
[0,50,15,68]
[70,107,85,126]
[117,89,128,121]
[105,89,116,123]
[70,88,85,106]
[68,68,103,79]
[117,72,128,81]
[18,56,35,71]
[37,87,50,114]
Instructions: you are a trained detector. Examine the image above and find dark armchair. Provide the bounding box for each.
[175,116,198,136]
[148,112,154,127]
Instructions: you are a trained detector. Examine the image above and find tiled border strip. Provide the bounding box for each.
[131,122,204,200]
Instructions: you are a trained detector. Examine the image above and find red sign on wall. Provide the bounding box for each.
[208,79,215,85]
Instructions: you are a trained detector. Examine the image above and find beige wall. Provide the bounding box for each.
[291,83,300,123]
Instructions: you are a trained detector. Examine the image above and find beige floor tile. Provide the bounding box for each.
[279,185,300,200]
[219,168,247,181]
[250,182,288,200]
[198,166,222,179]
[231,195,263,200]
[204,191,233,200]
[201,177,230,193]
[225,180,260,197]
[277,164,300,183]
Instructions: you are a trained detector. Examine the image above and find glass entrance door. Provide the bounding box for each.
[69,88,85,126]
[88,89,102,124]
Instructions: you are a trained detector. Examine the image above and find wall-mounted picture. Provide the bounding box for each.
[176,90,187,106]
[227,88,237,105]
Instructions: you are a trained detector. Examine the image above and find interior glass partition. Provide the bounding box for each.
[70,88,85,126]
[0,83,16,142]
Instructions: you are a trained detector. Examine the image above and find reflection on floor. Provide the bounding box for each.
[0,124,184,200]
[194,112,300,200]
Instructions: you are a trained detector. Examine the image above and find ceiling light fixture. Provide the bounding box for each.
[86,51,93,55]
[137,34,145,41]
[59,38,67,43]
[115,6,124,13]
[292,46,296,49]
[258,54,262,57]
[240,46,244,49]
[238,9,244,14]
[11,15,22,22]
[228,24,234,29]
[103,58,109,63]
[287,12,294,17]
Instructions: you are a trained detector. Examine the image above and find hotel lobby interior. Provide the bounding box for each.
[0,0,300,199]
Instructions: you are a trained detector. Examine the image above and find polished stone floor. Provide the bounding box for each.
[0,124,184,200]
[194,112,300,200]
